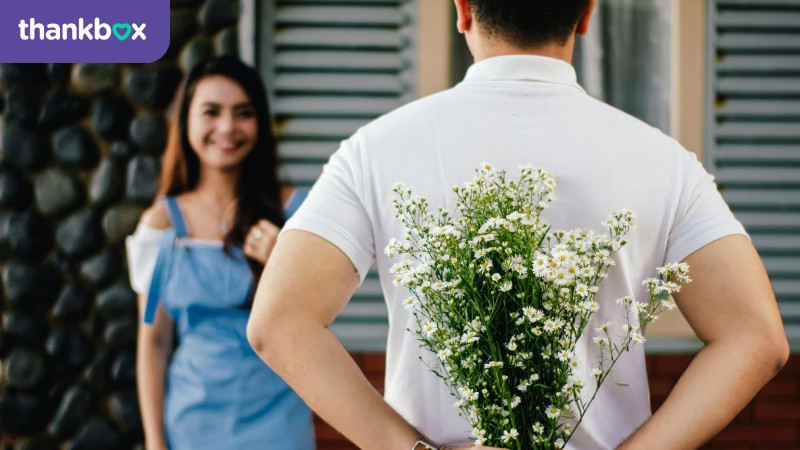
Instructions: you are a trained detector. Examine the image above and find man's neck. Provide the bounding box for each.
[470,36,576,65]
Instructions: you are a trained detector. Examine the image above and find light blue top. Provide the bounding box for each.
[143,191,313,450]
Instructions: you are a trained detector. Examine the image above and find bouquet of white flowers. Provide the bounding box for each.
[386,163,691,449]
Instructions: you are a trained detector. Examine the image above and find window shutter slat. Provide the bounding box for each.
[718,55,800,73]
[276,6,407,26]
[264,0,415,351]
[708,0,800,348]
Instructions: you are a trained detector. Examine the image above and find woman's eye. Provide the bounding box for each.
[203,109,219,116]
[237,110,255,118]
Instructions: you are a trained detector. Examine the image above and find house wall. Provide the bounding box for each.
[315,353,800,449]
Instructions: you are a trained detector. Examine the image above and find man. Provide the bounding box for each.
[247,1,788,448]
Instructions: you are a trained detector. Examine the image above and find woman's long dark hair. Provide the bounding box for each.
[158,56,284,295]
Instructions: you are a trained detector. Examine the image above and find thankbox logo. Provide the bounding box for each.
[18,18,147,41]
[0,0,168,63]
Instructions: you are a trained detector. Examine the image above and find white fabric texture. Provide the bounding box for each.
[126,225,165,295]
[282,55,746,448]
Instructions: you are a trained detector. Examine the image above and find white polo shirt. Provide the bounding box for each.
[283,55,746,449]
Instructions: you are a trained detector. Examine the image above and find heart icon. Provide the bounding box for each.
[113,23,131,41]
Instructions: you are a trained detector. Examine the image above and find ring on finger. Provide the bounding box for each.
[253,229,263,240]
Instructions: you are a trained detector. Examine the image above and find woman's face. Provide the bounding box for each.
[187,75,258,171]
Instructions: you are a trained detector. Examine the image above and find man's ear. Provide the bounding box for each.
[453,0,473,34]
[576,0,597,36]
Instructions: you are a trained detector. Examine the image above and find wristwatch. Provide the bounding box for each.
[412,439,439,450]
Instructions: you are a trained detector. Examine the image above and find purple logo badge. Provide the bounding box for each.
[0,0,169,63]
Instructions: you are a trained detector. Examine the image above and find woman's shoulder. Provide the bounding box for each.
[140,200,172,230]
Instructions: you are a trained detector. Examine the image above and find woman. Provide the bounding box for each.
[126,56,314,450]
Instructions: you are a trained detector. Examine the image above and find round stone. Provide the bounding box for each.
[103,203,146,244]
[111,351,136,387]
[91,94,134,139]
[5,311,49,347]
[48,385,92,440]
[125,66,183,111]
[0,393,50,435]
[48,63,72,86]
[170,9,199,55]
[129,113,167,153]
[96,282,137,319]
[52,283,94,323]
[56,209,104,260]
[65,417,123,450]
[89,159,124,206]
[72,64,121,94]
[35,167,82,217]
[200,0,241,34]
[180,38,214,73]
[0,162,33,210]
[46,328,95,375]
[5,90,40,126]
[104,318,138,347]
[125,155,160,203]
[5,347,48,389]
[109,140,136,160]
[2,211,52,261]
[1,124,51,171]
[53,126,100,170]
[3,211,52,261]
[215,27,239,57]
[109,391,141,436]
[80,248,120,287]
[2,262,61,310]
[38,91,90,129]
[0,64,48,90]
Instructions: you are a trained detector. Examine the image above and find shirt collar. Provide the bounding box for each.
[461,55,585,93]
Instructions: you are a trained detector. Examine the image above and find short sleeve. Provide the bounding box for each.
[665,148,748,264]
[280,132,375,282]
[125,225,166,295]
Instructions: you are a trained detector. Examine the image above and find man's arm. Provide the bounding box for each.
[619,235,789,449]
[247,230,418,449]
[247,230,505,450]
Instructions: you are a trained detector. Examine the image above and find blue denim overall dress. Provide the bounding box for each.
[143,193,314,449]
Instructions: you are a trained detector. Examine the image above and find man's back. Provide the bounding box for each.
[286,55,745,448]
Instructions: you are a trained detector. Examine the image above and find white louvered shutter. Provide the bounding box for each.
[706,0,800,346]
[261,0,416,351]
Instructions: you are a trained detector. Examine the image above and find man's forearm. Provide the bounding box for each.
[618,336,786,450]
[250,317,423,450]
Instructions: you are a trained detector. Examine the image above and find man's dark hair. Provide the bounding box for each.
[469,0,590,48]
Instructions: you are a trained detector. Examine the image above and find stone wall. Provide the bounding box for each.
[0,1,243,448]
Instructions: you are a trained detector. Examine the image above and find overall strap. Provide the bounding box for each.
[284,188,308,219]
[143,230,175,324]
[164,196,189,238]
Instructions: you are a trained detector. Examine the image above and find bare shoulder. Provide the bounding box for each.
[140,201,171,229]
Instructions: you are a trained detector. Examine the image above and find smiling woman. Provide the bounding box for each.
[125,56,314,450]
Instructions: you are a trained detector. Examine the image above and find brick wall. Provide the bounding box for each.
[316,354,800,450]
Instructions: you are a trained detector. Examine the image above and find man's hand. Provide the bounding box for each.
[618,235,788,449]
[442,445,507,450]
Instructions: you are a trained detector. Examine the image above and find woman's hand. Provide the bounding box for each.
[243,219,280,265]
